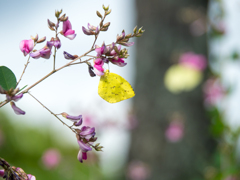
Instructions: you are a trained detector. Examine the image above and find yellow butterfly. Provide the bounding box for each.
[98,70,135,103]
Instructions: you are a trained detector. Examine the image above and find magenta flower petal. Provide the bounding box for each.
[82,152,87,160]
[20,39,34,56]
[62,20,76,40]
[110,58,127,67]
[77,140,92,152]
[0,170,4,177]
[94,68,104,76]
[62,20,72,34]
[65,33,77,40]
[10,102,25,115]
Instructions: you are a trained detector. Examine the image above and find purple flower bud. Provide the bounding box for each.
[88,65,96,77]
[63,51,75,60]
[87,23,97,31]
[82,26,95,35]
[10,102,25,115]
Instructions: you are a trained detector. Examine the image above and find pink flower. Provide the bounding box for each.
[19,39,34,56]
[127,160,151,180]
[93,58,104,76]
[42,149,61,169]
[62,20,76,40]
[179,52,207,71]
[165,121,184,142]
[30,44,53,59]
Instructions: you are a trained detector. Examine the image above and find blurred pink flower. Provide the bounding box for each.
[165,120,184,142]
[225,176,237,180]
[203,78,225,107]
[127,160,150,180]
[42,149,61,169]
[179,52,207,71]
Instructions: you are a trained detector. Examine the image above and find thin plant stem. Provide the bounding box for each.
[16,55,31,87]
[28,92,77,134]
[53,46,57,71]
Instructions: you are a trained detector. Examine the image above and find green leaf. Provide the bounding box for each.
[0,66,17,91]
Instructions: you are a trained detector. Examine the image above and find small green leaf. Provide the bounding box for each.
[0,66,17,91]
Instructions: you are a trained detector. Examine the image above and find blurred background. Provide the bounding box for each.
[1,0,240,179]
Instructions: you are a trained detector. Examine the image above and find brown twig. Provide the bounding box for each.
[28,92,77,134]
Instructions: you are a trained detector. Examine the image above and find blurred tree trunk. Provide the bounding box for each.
[128,0,215,180]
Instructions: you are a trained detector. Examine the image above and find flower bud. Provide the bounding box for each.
[138,27,143,33]
[114,46,120,54]
[48,19,55,31]
[88,64,96,77]
[55,10,60,18]
[59,14,68,21]
[100,27,108,31]
[102,4,109,11]
[105,9,111,15]
[125,33,132,38]
[135,34,143,37]
[55,9,62,18]
[37,36,46,43]
[31,34,38,42]
[96,11,103,18]
[133,26,137,34]
[103,22,110,28]
[96,146,103,151]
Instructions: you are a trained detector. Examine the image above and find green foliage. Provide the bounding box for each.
[0,112,104,180]
[0,66,17,91]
